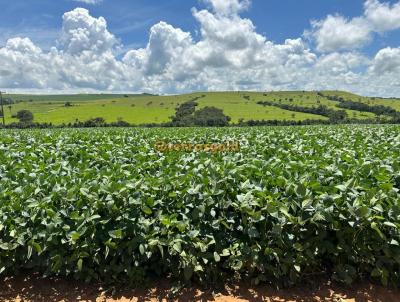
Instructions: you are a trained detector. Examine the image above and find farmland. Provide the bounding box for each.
[3,91,400,125]
[0,125,399,287]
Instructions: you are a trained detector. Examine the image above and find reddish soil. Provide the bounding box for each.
[0,273,399,302]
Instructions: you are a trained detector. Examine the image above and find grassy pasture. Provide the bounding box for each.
[323,91,400,111]
[2,91,400,125]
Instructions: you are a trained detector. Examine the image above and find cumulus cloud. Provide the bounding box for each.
[59,8,117,55]
[309,16,372,52]
[0,1,399,96]
[371,47,400,74]
[125,21,193,76]
[309,0,400,52]
[0,8,135,91]
[202,0,251,15]
[122,2,318,93]
[365,0,400,32]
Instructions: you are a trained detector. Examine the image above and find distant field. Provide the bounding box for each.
[196,92,327,122]
[323,91,400,111]
[253,91,376,120]
[2,91,400,125]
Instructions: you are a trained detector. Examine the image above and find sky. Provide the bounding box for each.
[0,0,399,96]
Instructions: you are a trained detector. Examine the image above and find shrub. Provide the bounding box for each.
[16,110,34,123]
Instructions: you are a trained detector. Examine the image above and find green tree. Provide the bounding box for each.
[193,107,231,126]
[16,110,34,123]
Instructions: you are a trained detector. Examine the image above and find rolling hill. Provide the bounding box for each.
[2,91,400,125]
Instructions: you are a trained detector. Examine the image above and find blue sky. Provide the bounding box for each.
[3,0,398,52]
[0,0,400,96]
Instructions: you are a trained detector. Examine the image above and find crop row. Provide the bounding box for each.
[0,126,399,286]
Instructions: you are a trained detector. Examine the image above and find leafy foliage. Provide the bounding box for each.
[257,101,348,122]
[15,110,34,123]
[171,100,199,126]
[0,126,400,287]
[319,92,400,119]
[337,101,400,118]
[193,107,231,126]
[171,97,230,127]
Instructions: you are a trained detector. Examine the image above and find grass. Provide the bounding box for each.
[251,91,376,119]
[2,91,399,125]
[4,95,183,125]
[197,92,327,122]
[323,91,400,111]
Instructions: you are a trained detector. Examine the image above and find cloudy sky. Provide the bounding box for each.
[0,0,399,96]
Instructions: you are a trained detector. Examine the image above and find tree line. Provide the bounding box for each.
[318,92,400,119]
[257,101,348,122]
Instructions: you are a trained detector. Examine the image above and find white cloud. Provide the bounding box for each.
[309,16,372,52]
[309,0,400,52]
[0,8,135,91]
[73,0,103,4]
[371,47,400,74]
[0,1,399,97]
[60,8,117,55]
[202,0,251,15]
[122,3,317,93]
[364,0,400,32]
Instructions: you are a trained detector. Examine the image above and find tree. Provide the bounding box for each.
[171,101,198,126]
[16,110,34,123]
[84,117,106,127]
[193,107,231,126]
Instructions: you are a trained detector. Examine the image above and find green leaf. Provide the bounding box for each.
[142,206,153,215]
[371,222,385,240]
[69,231,81,242]
[28,240,42,254]
[172,242,181,253]
[383,222,397,228]
[221,249,230,257]
[356,206,369,218]
[27,246,33,260]
[77,259,83,272]
[335,184,347,192]
[296,184,306,197]
[109,229,123,239]
[302,199,312,208]
[293,243,303,252]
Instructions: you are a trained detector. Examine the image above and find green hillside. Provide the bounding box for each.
[1,91,399,125]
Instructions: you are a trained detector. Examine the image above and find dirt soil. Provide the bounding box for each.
[0,273,399,302]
